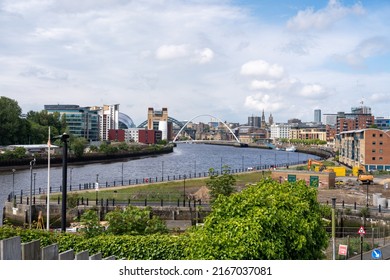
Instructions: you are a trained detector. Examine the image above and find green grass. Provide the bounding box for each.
[47,171,271,202]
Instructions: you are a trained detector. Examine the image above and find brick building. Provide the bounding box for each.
[336,128,390,171]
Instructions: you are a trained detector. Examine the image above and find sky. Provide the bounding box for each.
[0,0,389,126]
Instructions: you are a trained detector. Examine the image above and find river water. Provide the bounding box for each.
[0,143,319,224]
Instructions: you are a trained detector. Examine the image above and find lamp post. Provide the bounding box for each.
[69,168,73,189]
[60,133,69,233]
[29,158,36,229]
[12,169,16,206]
[183,175,186,207]
[121,163,124,185]
[33,172,36,196]
[259,155,261,170]
[161,161,164,181]
[366,182,369,208]
[331,198,336,260]
[96,174,99,204]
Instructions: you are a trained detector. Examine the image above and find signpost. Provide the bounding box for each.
[358,226,366,260]
[338,244,348,259]
[371,249,382,260]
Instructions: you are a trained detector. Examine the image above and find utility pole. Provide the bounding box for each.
[332,198,336,260]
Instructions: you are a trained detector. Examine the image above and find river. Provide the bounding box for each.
[0,143,319,224]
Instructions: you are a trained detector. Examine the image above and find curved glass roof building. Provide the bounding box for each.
[119,112,136,129]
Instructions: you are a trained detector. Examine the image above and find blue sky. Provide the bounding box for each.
[0,0,389,125]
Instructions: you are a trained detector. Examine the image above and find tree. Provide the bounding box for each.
[105,206,168,235]
[206,165,236,202]
[186,178,328,260]
[79,210,104,238]
[70,137,87,158]
[0,96,24,145]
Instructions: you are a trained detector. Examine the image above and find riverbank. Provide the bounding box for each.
[0,145,174,172]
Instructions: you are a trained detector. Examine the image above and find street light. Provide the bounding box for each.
[183,175,186,207]
[11,169,16,206]
[59,133,69,233]
[69,168,73,189]
[33,172,36,196]
[161,161,164,181]
[29,158,36,229]
[331,198,336,260]
[96,174,99,204]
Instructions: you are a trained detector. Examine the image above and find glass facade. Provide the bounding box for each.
[44,105,99,141]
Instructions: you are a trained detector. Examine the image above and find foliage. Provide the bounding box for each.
[70,137,87,158]
[105,205,168,235]
[185,178,328,260]
[206,165,236,202]
[99,142,119,154]
[0,96,28,145]
[79,210,104,238]
[359,207,370,218]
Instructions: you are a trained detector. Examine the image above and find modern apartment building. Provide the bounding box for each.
[99,104,119,141]
[270,123,291,140]
[44,104,99,141]
[289,124,327,141]
[336,128,390,171]
[375,117,390,130]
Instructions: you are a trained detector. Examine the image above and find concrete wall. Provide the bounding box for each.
[0,237,115,260]
[271,170,336,189]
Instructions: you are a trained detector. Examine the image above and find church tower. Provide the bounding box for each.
[261,109,267,128]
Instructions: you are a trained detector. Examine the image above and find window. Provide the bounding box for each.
[372,149,376,153]
[379,133,383,137]
[379,157,383,161]
[379,142,383,145]
[379,149,383,154]
[372,141,376,145]
[372,133,376,137]
[372,157,376,161]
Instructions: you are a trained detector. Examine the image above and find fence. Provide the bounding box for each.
[0,236,115,260]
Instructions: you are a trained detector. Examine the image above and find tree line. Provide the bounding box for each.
[0,96,67,146]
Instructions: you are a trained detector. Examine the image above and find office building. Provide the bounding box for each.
[314,109,321,123]
[44,104,99,141]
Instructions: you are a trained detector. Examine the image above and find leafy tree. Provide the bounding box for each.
[79,210,104,238]
[70,137,87,158]
[186,178,328,260]
[0,96,25,145]
[105,205,168,235]
[206,165,236,202]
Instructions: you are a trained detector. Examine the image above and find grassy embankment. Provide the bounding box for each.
[49,171,271,203]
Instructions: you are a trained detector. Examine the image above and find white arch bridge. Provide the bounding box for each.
[172,114,241,144]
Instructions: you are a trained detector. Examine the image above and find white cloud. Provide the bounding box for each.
[244,92,287,112]
[299,84,326,99]
[333,37,390,67]
[155,44,190,60]
[287,0,365,31]
[194,48,214,64]
[240,60,284,80]
[250,80,276,90]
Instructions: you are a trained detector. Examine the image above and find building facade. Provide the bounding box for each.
[270,123,291,140]
[314,109,321,123]
[99,104,119,141]
[44,104,99,141]
[336,128,390,171]
[147,108,171,140]
[139,129,162,144]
